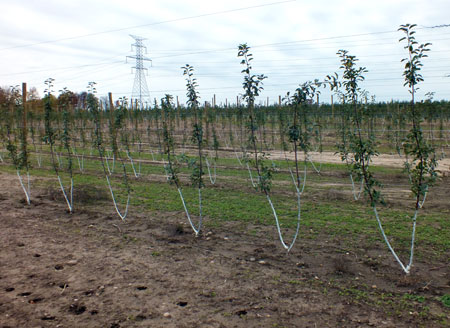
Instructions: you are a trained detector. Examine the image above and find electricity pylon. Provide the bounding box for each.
[126,35,151,109]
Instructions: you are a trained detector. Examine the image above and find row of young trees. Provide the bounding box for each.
[0,24,446,274]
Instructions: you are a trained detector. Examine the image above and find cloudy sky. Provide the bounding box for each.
[1,0,449,105]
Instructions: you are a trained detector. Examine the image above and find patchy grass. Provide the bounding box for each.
[0,148,449,265]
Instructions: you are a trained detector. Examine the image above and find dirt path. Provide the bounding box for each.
[268,150,450,175]
[0,172,448,327]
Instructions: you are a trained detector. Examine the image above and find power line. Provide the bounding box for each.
[0,60,123,77]
[3,24,448,78]
[422,24,450,29]
[0,0,296,51]
[143,30,450,55]
[150,34,450,60]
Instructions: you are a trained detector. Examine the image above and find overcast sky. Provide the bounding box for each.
[1,0,449,105]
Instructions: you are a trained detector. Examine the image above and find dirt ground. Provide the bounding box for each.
[268,150,450,176]
[0,172,449,328]
[176,146,450,175]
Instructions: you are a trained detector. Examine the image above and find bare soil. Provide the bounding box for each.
[268,150,450,176]
[0,172,449,328]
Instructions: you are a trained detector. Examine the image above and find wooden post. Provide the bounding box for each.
[278,95,281,107]
[225,98,228,107]
[108,93,114,107]
[266,96,269,107]
[213,94,216,107]
[236,95,239,107]
[108,92,114,113]
[331,95,334,118]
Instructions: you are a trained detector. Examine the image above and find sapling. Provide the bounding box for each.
[42,80,74,212]
[58,87,76,212]
[328,29,437,273]
[308,99,325,174]
[269,111,276,149]
[153,101,163,155]
[0,120,4,163]
[5,85,31,204]
[72,107,87,172]
[391,103,408,157]
[180,102,189,152]
[205,105,218,184]
[225,107,245,166]
[399,23,438,225]
[239,44,301,252]
[331,81,365,200]
[236,98,247,165]
[268,81,322,252]
[330,51,385,203]
[437,104,446,159]
[122,117,142,178]
[126,105,143,178]
[278,109,288,153]
[0,118,6,163]
[163,65,205,236]
[329,51,386,209]
[237,43,271,190]
[161,94,180,184]
[284,81,322,193]
[88,84,131,221]
[147,109,160,161]
[0,99,7,162]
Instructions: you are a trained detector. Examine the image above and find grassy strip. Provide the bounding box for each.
[1,156,448,261]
